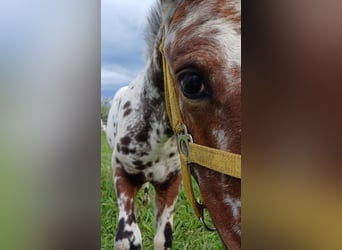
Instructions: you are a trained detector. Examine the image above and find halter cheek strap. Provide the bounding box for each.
[159,40,241,228]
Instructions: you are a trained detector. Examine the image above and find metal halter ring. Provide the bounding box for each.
[176,125,193,162]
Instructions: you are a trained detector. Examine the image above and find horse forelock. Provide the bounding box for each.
[144,2,162,61]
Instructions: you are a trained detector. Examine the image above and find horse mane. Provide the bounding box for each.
[144,2,162,62]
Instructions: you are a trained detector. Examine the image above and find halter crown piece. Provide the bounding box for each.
[159,34,241,230]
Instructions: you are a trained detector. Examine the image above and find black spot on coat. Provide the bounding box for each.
[123,101,131,109]
[120,136,131,146]
[133,160,143,166]
[115,158,121,164]
[121,146,130,155]
[164,222,173,249]
[135,126,150,142]
[123,108,132,117]
[115,218,133,241]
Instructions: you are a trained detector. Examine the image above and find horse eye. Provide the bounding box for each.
[177,72,208,99]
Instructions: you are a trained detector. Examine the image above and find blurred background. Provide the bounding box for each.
[0,0,100,249]
[1,0,342,249]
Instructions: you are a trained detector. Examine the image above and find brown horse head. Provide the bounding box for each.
[159,0,241,248]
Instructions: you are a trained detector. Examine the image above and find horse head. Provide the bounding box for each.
[159,0,241,248]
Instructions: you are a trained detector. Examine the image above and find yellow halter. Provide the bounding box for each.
[159,41,241,229]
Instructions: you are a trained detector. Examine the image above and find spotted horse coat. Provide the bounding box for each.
[107,0,241,249]
[106,4,181,250]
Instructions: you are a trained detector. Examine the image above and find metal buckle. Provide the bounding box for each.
[176,125,193,163]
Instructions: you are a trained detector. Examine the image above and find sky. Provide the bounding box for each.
[101,0,156,97]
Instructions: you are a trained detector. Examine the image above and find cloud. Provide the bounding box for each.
[101,68,130,87]
[101,0,156,90]
[101,64,142,89]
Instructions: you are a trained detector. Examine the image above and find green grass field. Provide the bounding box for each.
[101,132,222,249]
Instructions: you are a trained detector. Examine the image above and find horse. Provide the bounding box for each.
[106,0,241,249]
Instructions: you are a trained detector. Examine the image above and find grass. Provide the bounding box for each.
[101,132,222,249]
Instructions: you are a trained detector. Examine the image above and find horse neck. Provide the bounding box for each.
[134,41,171,135]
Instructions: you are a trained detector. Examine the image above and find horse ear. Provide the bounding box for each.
[159,0,182,29]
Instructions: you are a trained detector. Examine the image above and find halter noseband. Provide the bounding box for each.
[159,39,241,230]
